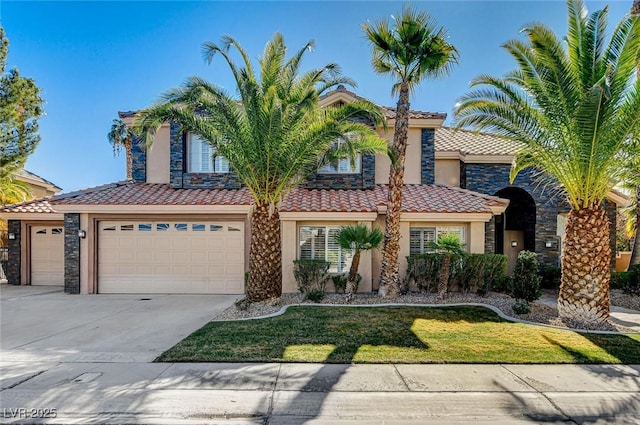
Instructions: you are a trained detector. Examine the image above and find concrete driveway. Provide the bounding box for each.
[1,284,238,364]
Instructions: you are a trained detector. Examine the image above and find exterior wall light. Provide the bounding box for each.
[78,230,87,239]
[511,241,518,247]
[545,240,553,248]
[8,233,16,240]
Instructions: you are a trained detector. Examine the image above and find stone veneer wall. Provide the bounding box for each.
[304,154,375,189]
[421,128,435,185]
[463,164,564,268]
[6,220,21,285]
[169,124,243,189]
[64,213,80,294]
[484,217,495,255]
[463,164,617,270]
[604,199,617,271]
[131,134,146,183]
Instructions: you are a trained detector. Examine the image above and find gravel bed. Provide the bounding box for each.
[213,291,633,333]
[611,289,640,311]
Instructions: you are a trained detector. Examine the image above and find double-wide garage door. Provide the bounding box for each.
[98,221,244,294]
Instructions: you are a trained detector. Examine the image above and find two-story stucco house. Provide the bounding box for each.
[0,87,624,295]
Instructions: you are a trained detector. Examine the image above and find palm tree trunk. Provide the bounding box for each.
[437,253,450,300]
[246,202,282,302]
[558,203,611,326]
[379,82,410,298]
[630,184,640,266]
[125,138,133,180]
[346,250,361,301]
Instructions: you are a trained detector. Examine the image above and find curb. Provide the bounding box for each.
[217,301,640,335]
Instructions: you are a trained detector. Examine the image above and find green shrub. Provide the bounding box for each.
[511,251,542,302]
[540,266,561,289]
[406,253,507,295]
[293,259,330,301]
[493,275,513,294]
[331,273,362,294]
[512,299,531,315]
[611,264,640,296]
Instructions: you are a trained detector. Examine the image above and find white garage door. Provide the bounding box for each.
[31,226,64,285]
[98,221,245,294]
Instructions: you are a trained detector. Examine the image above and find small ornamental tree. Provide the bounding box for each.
[335,224,383,301]
[428,233,465,300]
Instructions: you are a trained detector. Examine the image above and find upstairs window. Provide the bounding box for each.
[188,134,230,173]
[409,226,466,255]
[318,135,361,174]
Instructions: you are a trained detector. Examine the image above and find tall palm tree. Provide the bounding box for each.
[455,0,640,326]
[335,224,384,301]
[363,6,459,298]
[107,118,134,180]
[136,33,387,302]
[629,0,640,267]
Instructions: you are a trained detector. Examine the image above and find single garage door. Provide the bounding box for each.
[31,226,64,285]
[98,221,245,294]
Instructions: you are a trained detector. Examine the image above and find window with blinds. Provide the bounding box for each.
[409,226,465,255]
[188,134,230,173]
[299,226,352,273]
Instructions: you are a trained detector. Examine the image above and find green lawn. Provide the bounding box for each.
[156,306,640,364]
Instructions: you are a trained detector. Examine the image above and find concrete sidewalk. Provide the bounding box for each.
[1,362,639,424]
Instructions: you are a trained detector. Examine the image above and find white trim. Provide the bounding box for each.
[280,212,377,221]
[52,204,251,214]
[0,213,64,220]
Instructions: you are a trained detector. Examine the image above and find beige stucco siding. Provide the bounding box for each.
[375,128,423,185]
[146,124,171,184]
[435,159,461,187]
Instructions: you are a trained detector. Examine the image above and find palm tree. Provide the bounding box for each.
[363,6,459,298]
[335,224,384,301]
[629,0,640,267]
[455,0,640,326]
[428,233,465,300]
[135,33,387,302]
[107,118,134,180]
[0,174,30,205]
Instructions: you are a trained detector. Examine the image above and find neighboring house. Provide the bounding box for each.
[0,169,61,283]
[0,88,623,294]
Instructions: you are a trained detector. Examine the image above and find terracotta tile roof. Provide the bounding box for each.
[2,182,507,215]
[282,185,506,214]
[380,106,446,120]
[15,169,62,191]
[435,127,524,156]
[0,199,57,214]
[51,181,253,206]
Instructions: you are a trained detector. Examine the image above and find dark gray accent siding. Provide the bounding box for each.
[421,128,435,185]
[64,213,80,294]
[6,220,21,285]
[464,164,565,268]
[131,134,146,183]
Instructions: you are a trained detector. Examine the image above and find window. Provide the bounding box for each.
[410,226,466,255]
[192,224,205,232]
[299,226,352,273]
[138,224,152,231]
[51,228,63,235]
[318,136,361,174]
[188,134,230,173]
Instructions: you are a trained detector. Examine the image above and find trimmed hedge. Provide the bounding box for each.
[611,264,640,296]
[293,259,330,301]
[406,253,508,296]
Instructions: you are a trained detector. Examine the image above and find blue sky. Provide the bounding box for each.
[1,1,632,192]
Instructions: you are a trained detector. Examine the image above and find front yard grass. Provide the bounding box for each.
[156,306,640,364]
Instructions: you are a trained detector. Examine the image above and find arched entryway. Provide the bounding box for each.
[494,187,536,273]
